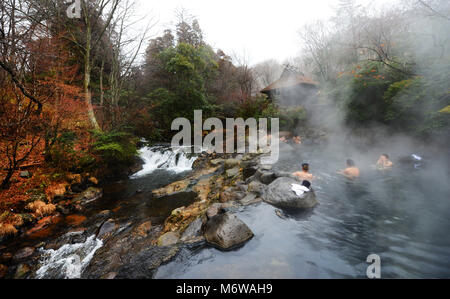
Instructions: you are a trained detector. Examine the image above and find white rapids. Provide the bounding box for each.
[35,235,103,279]
[130,146,198,178]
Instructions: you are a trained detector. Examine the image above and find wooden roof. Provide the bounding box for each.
[261,67,319,93]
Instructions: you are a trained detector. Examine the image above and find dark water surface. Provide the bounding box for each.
[155,144,450,278]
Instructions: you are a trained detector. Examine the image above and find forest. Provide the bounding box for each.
[0,0,449,239]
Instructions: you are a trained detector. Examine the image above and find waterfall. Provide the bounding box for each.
[35,235,103,279]
[130,146,198,179]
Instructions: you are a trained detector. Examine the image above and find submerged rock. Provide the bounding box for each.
[204,213,253,250]
[262,177,318,209]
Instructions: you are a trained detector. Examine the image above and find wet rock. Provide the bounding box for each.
[210,158,225,166]
[101,272,117,279]
[115,246,179,279]
[259,172,277,185]
[204,213,254,250]
[193,178,211,202]
[240,193,262,206]
[157,232,179,246]
[67,228,87,244]
[19,171,32,178]
[133,221,152,238]
[180,217,203,242]
[98,210,112,218]
[152,180,190,198]
[14,263,30,279]
[162,200,209,234]
[247,181,266,196]
[274,171,298,180]
[259,165,273,171]
[262,177,318,209]
[225,158,240,170]
[74,187,103,205]
[219,187,245,203]
[236,183,249,192]
[56,204,72,215]
[12,247,35,261]
[226,167,240,178]
[242,164,258,180]
[206,203,225,219]
[0,264,7,278]
[97,219,117,240]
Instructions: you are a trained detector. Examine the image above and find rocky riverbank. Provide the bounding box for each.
[0,143,320,279]
[79,148,318,279]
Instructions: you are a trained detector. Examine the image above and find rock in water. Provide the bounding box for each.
[262,177,318,209]
[204,213,253,250]
[97,219,117,240]
[116,246,179,279]
[180,217,203,242]
[74,187,103,205]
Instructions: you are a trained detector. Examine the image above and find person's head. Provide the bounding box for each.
[302,180,311,189]
[346,159,355,167]
[381,154,390,160]
[302,163,309,171]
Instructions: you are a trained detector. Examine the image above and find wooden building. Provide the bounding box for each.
[261,66,319,107]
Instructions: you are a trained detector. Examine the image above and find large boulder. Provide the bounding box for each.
[204,213,253,250]
[261,177,318,209]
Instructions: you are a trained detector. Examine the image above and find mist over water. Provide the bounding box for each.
[156,140,450,278]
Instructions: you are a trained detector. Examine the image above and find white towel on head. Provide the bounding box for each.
[291,184,310,197]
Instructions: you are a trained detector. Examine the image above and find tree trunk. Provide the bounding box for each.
[84,31,101,131]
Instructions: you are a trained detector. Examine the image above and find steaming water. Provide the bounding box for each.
[36,235,103,279]
[155,144,450,278]
[131,146,198,178]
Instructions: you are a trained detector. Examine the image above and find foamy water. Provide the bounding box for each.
[36,235,103,279]
[130,146,198,178]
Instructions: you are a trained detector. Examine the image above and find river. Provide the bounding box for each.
[2,141,450,279]
[155,142,450,279]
